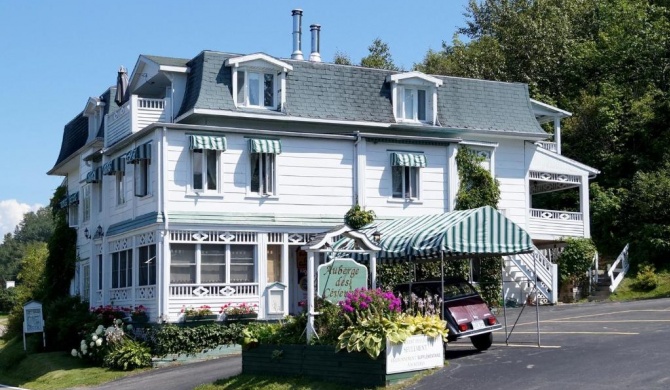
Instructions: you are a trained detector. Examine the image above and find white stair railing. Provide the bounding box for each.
[504,247,557,304]
[608,244,630,293]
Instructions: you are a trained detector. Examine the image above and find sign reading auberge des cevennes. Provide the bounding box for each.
[317,258,367,303]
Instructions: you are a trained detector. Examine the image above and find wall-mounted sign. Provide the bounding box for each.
[386,334,444,374]
[23,300,46,351]
[317,258,367,303]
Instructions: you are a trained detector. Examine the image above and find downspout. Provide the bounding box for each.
[353,131,361,205]
[158,126,170,321]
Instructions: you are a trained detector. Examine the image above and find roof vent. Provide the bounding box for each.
[291,9,304,60]
[309,24,321,62]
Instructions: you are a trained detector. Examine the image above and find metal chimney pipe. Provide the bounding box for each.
[309,24,321,62]
[291,9,304,60]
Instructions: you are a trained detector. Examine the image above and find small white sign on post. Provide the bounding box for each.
[385,334,444,374]
[23,300,46,351]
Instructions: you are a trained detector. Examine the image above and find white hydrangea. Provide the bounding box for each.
[71,349,78,357]
[92,334,98,341]
[95,338,103,347]
[90,341,95,348]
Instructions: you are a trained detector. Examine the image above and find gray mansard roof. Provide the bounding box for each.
[177,50,545,135]
[51,87,120,169]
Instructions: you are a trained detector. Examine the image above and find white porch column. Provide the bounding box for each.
[554,116,562,155]
[580,173,591,238]
[281,234,290,317]
[161,231,170,322]
[370,254,377,289]
[306,251,316,342]
[355,136,367,206]
[446,144,459,211]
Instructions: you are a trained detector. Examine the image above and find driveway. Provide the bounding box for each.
[409,298,670,390]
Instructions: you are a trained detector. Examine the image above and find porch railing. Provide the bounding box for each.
[169,283,259,298]
[528,209,584,238]
[609,244,630,293]
[536,141,558,153]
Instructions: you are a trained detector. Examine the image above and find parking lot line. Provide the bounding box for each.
[500,331,639,335]
[511,309,670,327]
[549,319,670,323]
[492,343,561,348]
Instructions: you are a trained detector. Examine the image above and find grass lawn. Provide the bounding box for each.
[610,272,670,301]
[0,337,145,389]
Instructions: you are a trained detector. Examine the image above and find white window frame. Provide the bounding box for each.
[236,70,277,109]
[249,152,277,197]
[391,165,422,200]
[68,203,79,227]
[190,148,221,194]
[82,185,91,223]
[134,159,151,197]
[400,87,428,122]
[138,244,157,286]
[81,261,90,302]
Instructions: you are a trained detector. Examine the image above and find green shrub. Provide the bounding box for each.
[103,339,152,370]
[559,238,597,286]
[632,264,658,291]
[43,295,97,351]
[145,323,242,357]
[344,204,375,229]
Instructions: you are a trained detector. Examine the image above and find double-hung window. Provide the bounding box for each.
[65,191,79,227]
[111,249,132,289]
[102,156,125,206]
[127,143,151,197]
[249,138,281,196]
[237,71,275,108]
[390,152,426,200]
[189,135,226,193]
[138,244,156,286]
[169,243,256,284]
[85,166,102,212]
[401,88,427,122]
[82,185,91,223]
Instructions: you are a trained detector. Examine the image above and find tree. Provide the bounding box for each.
[360,38,399,70]
[333,50,352,65]
[6,241,48,337]
[43,186,77,299]
[420,0,670,267]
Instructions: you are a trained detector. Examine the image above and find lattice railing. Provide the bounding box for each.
[529,171,580,183]
[110,287,132,301]
[169,283,259,298]
[136,286,156,300]
[170,230,257,243]
[530,209,583,221]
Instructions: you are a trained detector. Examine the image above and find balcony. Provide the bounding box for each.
[105,96,171,147]
[527,208,584,239]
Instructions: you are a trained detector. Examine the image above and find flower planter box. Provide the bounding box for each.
[184,314,219,326]
[224,313,258,324]
[242,344,429,387]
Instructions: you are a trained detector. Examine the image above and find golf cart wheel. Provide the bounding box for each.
[470,332,493,351]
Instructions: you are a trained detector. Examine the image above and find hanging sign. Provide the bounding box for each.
[317,258,368,303]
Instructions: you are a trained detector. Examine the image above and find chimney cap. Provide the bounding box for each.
[292,9,303,15]
[310,24,321,29]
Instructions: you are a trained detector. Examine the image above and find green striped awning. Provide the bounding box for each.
[126,143,152,164]
[102,157,126,175]
[85,167,101,183]
[68,192,79,205]
[190,135,227,151]
[249,138,282,154]
[333,206,533,264]
[390,152,427,167]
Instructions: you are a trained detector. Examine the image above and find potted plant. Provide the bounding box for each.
[221,302,258,323]
[182,305,218,323]
[130,305,149,324]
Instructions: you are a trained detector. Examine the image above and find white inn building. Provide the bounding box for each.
[48,11,598,322]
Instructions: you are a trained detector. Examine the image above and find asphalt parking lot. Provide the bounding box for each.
[409,298,670,390]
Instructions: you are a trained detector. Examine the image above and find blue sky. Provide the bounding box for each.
[0,0,470,238]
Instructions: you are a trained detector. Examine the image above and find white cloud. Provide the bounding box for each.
[0,199,43,243]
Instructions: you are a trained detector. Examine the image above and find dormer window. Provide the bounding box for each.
[237,71,275,108]
[387,72,443,125]
[226,53,293,111]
